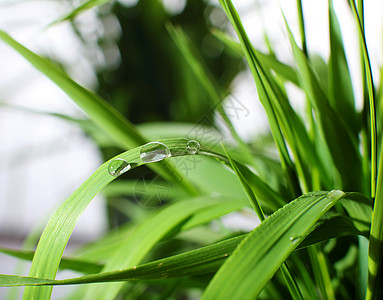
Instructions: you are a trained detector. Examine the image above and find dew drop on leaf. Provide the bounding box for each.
[140,142,171,163]
[186,140,200,154]
[327,189,338,200]
[108,159,131,177]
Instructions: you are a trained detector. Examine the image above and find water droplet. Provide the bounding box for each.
[140,142,171,163]
[108,159,131,177]
[186,140,200,154]
[289,236,299,244]
[223,254,229,257]
[327,189,338,200]
[133,266,137,270]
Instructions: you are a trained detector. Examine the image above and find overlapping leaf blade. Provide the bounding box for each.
[0,138,243,300]
[0,30,200,197]
[283,19,364,193]
[201,190,346,300]
[328,1,358,135]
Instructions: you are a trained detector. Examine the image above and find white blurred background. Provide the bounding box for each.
[0,0,382,297]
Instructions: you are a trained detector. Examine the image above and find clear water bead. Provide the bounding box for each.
[108,159,131,177]
[140,142,171,163]
[186,140,200,154]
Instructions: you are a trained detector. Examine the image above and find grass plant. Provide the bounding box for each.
[0,0,382,299]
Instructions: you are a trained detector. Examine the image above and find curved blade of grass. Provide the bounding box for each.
[0,31,144,148]
[0,235,246,287]
[16,138,211,300]
[221,144,303,299]
[82,192,247,300]
[83,196,246,300]
[211,29,330,192]
[283,17,364,193]
[0,30,199,196]
[221,0,334,193]
[218,0,301,197]
[0,201,366,288]
[49,0,113,26]
[201,190,346,300]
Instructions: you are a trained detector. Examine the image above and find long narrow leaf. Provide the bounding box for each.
[328,1,358,135]
[201,190,346,300]
[283,18,364,193]
[0,197,367,290]
[0,30,200,198]
[218,0,301,197]
[13,138,204,299]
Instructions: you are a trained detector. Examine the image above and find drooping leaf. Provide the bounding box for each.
[201,190,346,300]
[0,193,368,292]
[0,30,200,197]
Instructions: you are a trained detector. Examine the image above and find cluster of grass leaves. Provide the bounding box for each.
[0,0,382,299]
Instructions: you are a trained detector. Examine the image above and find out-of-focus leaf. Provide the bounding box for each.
[50,0,113,26]
[0,248,103,274]
[212,29,300,86]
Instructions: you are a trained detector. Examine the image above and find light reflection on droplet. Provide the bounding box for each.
[108,159,131,177]
[186,140,200,154]
[140,142,171,163]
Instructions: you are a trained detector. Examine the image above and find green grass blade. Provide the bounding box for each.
[339,192,371,232]
[328,1,358,136]
[296,0,308,57]
[201,190,346,300]
[212,29,300,86]
[348,0,377,199]
[219,0,302,197]
[283,17,364,193]
[366,138,383,299]
[166,24,255,168]
[308,245,335,300]
[0,31,145,148]
[279,263,303,300]
[83,196,245,300]
[15,138,206,299]
[0,248,103,274]
[220,143,265,220]
[218,145,303,299]
[0,235,246,287]
[0,211,365,288]
[0,200,366,290]
[0,30,200,196]
[299,214,367,248]
[197,149,286,210]
[49,0,113,26]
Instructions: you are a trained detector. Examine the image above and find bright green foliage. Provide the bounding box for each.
[0,0,382,299]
